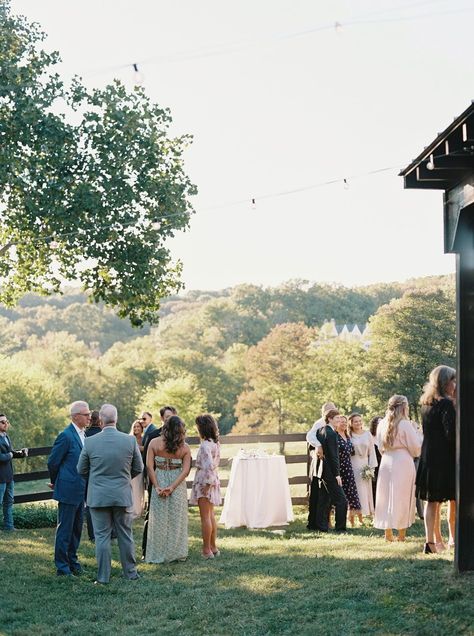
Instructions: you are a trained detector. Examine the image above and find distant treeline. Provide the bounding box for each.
[0,275,455,456]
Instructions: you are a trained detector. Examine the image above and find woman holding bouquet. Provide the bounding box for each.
[348,413,378,519]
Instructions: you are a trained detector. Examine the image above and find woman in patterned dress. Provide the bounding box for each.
[190,414,221,559]
[145,416,191,563]
[334,415,362,526]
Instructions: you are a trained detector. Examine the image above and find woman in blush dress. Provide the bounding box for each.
[145,416,191,563]
[334,415,362,527]
[374,395,422,542]
[190,414,221,559]
[349,413,378,520]
[416,365,456,554]
[129,420,145,519]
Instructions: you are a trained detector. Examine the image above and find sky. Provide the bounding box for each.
[10,0,474,291]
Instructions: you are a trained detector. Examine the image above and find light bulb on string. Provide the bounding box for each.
[334,21,343,34]
[151,220,161,230]
[132,63,145,86]
[343,178,349,190]
[251,198,256,210]
[49,240,59,250]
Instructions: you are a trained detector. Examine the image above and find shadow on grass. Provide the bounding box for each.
[0,510,472,636]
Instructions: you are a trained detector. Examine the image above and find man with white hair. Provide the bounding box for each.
[77,404,143,584]
[48,401,91,576]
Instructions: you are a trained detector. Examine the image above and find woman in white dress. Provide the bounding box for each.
[129,420,145,519]
[348,413,378,522]
[374,395,422,542]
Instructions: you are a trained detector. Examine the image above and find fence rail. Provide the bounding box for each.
[13,433,310,506]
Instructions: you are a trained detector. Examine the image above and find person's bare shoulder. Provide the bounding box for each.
[149,437,164,451]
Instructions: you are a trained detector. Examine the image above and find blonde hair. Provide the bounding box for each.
[420,365,456,406]
[129,420,144,436]
[383,395,408,448]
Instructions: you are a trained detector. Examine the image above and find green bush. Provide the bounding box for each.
[13,502,57,529]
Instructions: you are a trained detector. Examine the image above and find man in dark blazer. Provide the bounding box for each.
[0,414,28,531]
[139,411,157,458]
[48,401,90,576]
[315,409,348,532]
[77,403,143,584]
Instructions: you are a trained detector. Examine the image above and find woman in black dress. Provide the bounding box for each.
[334,416,362,526]
[416,365,456,554]
[369,416,382,506]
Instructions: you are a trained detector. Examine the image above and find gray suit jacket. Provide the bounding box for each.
[77,427,144,508]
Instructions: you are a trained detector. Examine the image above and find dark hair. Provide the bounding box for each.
[369,416,382,436]
[90,410,100,428]
[324,409,339,424]
[160,405,177,417]
[142,411,152,418]
[162,416,186,454]
[195,414,219,443]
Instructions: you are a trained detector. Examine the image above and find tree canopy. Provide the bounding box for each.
[0,1,196,324]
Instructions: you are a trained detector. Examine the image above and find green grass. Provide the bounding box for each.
[1,507,473,636]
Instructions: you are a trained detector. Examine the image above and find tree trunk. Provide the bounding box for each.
[278,398,285,455]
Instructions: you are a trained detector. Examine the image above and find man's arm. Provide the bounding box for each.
[76,444,90,478]
[325,430,340,478]
[131,439,144,479]
[47,431,68,485]
[306,422,322,448]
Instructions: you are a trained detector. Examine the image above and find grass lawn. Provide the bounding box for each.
[1,508,473,636]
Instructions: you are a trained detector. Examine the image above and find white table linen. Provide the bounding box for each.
[219,455,294,528]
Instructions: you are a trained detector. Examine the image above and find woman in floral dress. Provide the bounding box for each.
[190,414,221,559]
[334,416,361,526]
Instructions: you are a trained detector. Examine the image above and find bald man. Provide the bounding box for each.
[77,404,143,584]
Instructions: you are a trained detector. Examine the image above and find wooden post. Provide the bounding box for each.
[455,247,474,572]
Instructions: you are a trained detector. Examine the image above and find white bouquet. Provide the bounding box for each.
[360,465,375,481]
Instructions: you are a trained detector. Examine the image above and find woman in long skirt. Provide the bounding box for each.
[145,416,191,563]
[348,413,378,520]
[375,395,422,542]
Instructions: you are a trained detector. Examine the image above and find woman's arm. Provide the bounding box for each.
[146,441,159,489]
[161,446,192,496]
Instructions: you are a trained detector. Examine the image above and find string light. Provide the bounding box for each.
[0,163,400,247]
[81,2,474,79]
[132,63,144,86]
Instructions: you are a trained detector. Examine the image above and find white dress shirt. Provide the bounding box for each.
[306,417,325,448]
[72,422,85,446]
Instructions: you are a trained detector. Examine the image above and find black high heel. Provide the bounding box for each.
[423,542,437,554]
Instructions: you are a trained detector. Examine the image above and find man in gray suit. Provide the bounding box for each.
[77,404,143,584]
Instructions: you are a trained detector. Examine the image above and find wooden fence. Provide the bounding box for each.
[13,433,311,506]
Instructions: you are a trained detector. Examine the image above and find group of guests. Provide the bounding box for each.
[44,401,221,584]
[306,364,457,554]
[1,362,457,577]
